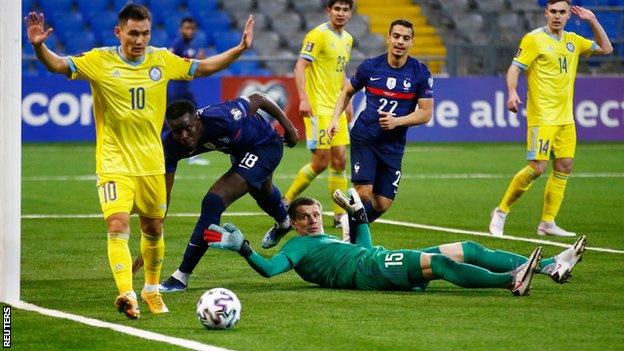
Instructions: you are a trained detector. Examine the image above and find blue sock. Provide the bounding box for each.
[179,192,225,273]
[363,201,383,222]
[255,186,288,223]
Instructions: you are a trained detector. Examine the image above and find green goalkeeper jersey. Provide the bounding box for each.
[244,225,426,291]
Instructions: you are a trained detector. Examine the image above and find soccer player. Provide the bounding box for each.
[157,93,299,292]
[489,1,612,237]
[24,5,255,319]
[273,0,354,243]
[206,189,587,295]
[328,19,434,242]
[167,16,208,166]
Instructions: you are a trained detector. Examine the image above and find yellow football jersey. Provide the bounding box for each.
[66,46,198,175]
[300,23,353,116]
[513,27,594,126]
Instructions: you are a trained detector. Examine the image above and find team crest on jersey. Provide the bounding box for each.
[428,77,434,88]
[149,67,162,81]
[353,162,360,175]
[230,108,243,120]
[386,77,396,90]
[304,42,315,52]
[403,78,411,90]
[566,42,575,53]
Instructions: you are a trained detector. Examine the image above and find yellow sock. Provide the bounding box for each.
[328,167,348,215]
[499,165,540,213]
[140,231,165,286]
[284,163,319,202]
[542,171,569,222]
[107,232,133,294]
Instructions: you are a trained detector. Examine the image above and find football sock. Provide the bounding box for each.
[363,201,383,222]
[255,185,288,223]
[542,171,569,222]
[538,257,556,274]
[141,231,165,286]
[430,254,513,288]
[461,241,528,272]
[328,167,348,216]
[107,232,133,294]
[179,192,224,273]
[499,165,540,213]
[172,269,191,285]
[142,284,159,293]
[284,163,319,202]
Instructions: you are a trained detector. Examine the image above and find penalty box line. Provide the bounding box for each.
[22,212,624,254]
[9,301,232,351]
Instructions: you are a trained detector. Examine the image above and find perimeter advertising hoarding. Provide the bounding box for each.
[22,76,622,142]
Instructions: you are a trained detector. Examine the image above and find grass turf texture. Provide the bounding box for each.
[14,142,624,350]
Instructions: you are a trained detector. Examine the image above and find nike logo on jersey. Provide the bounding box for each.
[370,77,381,81]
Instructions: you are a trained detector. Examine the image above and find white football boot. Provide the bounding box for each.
[489,207,507,236]
[511,246,542,296]
[537,221,576,237]
[543,235,587,283]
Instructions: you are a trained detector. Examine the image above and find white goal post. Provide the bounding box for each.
[0,1,22,304]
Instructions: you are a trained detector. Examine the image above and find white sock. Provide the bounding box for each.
[142,284,159,293]
[123,291,137,299]
[278,215,291,229]
[172,269,190,284]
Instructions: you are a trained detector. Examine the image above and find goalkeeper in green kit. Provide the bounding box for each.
[205,189,586,296]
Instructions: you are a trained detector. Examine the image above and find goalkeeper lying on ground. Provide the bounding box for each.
[205,189,586,296]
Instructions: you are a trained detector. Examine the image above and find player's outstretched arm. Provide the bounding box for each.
[193,15,254,77]
[24,12,70,74]
[205,223,293,278]
[571,6,613,55]
[248,93,299,147]
[329,82,356,138]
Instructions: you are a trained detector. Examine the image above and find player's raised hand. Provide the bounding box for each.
[571,6,596,22]
[239,15,255,50]
[204,223,244,251]
[24,12,53,46]
[379,111,400,130]
[507,91,522,113]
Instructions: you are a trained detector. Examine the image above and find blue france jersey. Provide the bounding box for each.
[350,54,433,152]
[163,97,280,172]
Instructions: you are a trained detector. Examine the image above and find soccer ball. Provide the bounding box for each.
[196,288,241,330]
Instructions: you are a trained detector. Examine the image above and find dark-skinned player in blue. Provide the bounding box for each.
[155,93,299,292]
[326,19,434,243]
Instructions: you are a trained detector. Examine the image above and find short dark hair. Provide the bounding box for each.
[118,4,151,26]
[547,0,571,5]
[287,197,322,220]
[165,100,196,121]
[327,0,353,10]
[389,19,414,38]
[180,16,196,26]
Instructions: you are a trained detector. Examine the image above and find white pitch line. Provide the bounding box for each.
[22,211,624,254]
[11,301,232,351]
[21,172,624,182]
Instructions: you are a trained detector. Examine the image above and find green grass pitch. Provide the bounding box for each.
[12,142,624,350]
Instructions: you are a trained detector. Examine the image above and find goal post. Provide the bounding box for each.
[0,1,22,304]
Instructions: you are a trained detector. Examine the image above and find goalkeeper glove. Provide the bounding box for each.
[204,223,253,257]
[333,188,368,225]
